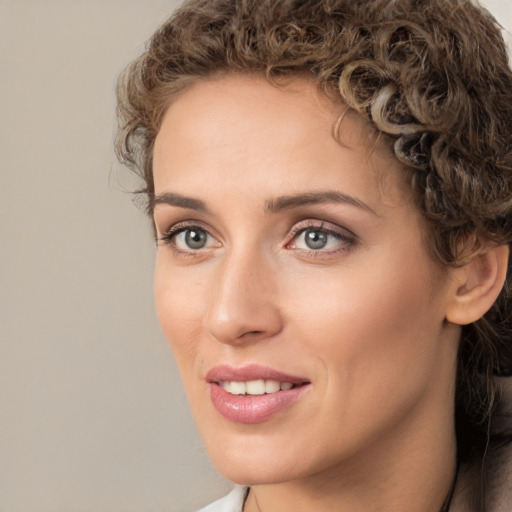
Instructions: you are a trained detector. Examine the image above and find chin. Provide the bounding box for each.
[213,459,301,487]
[201,433,305,486]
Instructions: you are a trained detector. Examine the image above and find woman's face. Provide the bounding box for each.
[152,75,460,485]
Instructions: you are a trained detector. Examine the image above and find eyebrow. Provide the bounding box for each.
[150,192,210,215]
[264,191,377,215]
[150,190,377,216]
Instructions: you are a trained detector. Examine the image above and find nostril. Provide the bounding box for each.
[242,330,264,337]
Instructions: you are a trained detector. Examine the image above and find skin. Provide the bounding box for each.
[152,74,461,511]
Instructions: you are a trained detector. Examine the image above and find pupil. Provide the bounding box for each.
[305,229,327,249]
[185,229,207,249]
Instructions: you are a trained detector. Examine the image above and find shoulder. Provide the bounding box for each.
[451,378,512,512]
[196,487,249,512]
[485,379,512,511]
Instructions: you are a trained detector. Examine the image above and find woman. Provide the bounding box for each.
[115,0,512,510]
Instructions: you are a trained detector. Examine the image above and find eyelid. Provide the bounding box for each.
[157,219,211,238]
[287,219,356,241]
[157,220,220,253]
[285,219,357,253]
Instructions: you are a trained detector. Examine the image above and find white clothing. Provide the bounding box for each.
[196,487,247,512]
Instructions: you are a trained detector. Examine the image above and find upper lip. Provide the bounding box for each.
[206,364,309,384]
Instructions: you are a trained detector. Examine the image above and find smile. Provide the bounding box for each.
[206,365,310,423]
[219,379,295,395]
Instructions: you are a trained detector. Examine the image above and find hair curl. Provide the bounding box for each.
[115,0,512,464]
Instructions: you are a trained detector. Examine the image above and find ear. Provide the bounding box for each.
[446,244,509,325]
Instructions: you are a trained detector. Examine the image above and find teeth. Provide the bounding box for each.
[220,381,230,392]
[246,379,265,395]
[219,379,295,396]
[265,380,280,393]
[230,381,246,395]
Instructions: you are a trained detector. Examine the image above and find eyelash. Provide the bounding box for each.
[157,220,357,257]
[157,221,216,257]
[286,221,356,255]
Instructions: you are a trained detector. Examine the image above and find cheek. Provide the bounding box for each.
[154,259,206,366]
[275,258,448,464]
[286,256,444,393]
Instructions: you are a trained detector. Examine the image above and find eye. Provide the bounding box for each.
[300,229,334,250]
[158,224,218,253]
[175,228,210,249]
[287,222,355,254]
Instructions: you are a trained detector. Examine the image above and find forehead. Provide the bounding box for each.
[153,74,410,210]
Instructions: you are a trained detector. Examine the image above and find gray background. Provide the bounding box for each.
[0,1,510,511]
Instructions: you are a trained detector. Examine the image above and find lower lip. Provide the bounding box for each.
[209,383,310,424]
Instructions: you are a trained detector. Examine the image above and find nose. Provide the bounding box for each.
[204,248,283,345]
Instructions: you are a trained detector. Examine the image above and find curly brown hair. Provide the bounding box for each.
[115,0,512,464]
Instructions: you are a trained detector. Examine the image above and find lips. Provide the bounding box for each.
[206,365,310,424]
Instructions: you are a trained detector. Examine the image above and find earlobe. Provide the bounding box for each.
[445,244,509,326]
